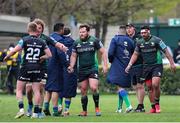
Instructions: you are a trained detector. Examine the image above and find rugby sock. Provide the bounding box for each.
[119,89,131,108]
[44,102,49,110]
[64,99,71,111]
[151,104,155,109]
[93,93,99,108]
[138,104,144,109]
[39,107,42,113]
[34,105,39,113]
[154,98,160,105]
[18,101,24,109]
[28,101,33,110]
[58,97,63,108]
[118,92,123,109]
[81,96,88,111]
[53,106,58,114]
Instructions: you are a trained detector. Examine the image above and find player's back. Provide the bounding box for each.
[21,35,47,67]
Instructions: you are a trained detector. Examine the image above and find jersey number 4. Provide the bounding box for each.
[26,47,40,60]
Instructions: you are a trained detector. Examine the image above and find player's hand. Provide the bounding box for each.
[61,44,68,52]
[102,66,108,76]
[39,56,47,63]
[3,56,9,61]
[67,66,74,73]
[125,65,131,73]
[170,63,176,73]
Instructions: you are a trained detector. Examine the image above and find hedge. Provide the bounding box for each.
[98,66,180,95]
[0,65,180,95]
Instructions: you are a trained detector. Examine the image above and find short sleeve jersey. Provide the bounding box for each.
[18,35,48,66]
[72,36,103,72]
[135,35,167,65]
[40,34,57,46]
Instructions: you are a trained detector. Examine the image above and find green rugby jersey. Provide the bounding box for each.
[39,34,57,69]
[135,35,167,65]
[72,36,103,73]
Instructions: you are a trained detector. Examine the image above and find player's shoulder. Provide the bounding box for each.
[151,35,162,42]
[88,35,99,43]
[22,35,31,41]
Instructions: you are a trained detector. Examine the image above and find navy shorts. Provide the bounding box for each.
[142,64,163,81]
[78,70,99,82]
[130,65,143,85]
[18,65,41,82]
[41,68,47,81]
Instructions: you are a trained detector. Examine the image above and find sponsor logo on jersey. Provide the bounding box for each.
[124,41,128,46]
[89,42,94,45]
[140,43,144,48]
[158,72,161,76]
[77,43,81,47]
[151,42,155,46]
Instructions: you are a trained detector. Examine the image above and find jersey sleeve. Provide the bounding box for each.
[134,43,141,54]
[158,40,167,52]
[72,42,77,53]
[41,40,48,50]
[46,36,57,46]
[49,36,58,46]
[94,39,103,50]
[17,39,24,48]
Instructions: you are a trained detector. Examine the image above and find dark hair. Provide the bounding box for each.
[9,43,15,48]
[119,25,126,29]
[64,27,71,36]
[126,23,134,28]
[53,23,64,32]
[79,24,90,32]
[141,25,150,30]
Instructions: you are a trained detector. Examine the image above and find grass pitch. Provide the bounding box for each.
[0,94,180,122]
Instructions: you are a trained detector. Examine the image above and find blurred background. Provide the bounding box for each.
[0,0,180,94]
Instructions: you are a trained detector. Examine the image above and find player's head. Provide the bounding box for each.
[126,23,136,37]
[79,24,90,40]
[27,22,38,34]
[33,18,45,34]
[140,25,150,40]
[53,23,64,35]
[119,25,126,35]
[64,27,71,37]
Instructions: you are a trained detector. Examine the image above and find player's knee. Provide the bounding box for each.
[90,86,98,93]
[147,86,153,93]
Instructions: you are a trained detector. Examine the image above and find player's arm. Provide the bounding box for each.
[164,48,176,73]
[68,52,77,73]
[125,51,139,73]
[99,47,108,75]
[159,40,176,73]
[4,41,22,61]
[40,48,52,60]
[49,36,68,52]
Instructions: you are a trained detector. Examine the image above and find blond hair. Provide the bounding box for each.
[27,22,37,32]
[33,18,45,32]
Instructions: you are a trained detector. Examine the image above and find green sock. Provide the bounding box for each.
[118,93,123,109]
[58,97,63,108]
[119,89,131,108]
[44,102,49,110]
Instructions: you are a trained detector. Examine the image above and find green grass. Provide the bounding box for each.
[0,94,180,122]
